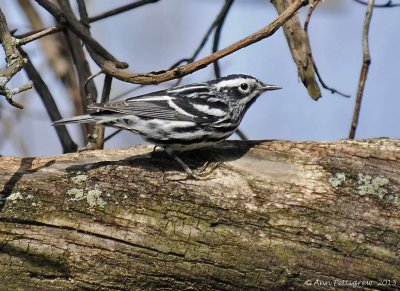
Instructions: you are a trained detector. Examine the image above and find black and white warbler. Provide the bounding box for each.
[53,74,281,177]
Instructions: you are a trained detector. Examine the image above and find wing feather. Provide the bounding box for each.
[87,83,228,123]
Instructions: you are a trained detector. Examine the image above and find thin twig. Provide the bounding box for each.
[304,0,319,31]
[16,26,60,45]
[89,0,160,23]
[84,70,103,98]
[171,0,236,86]
[303,0,350,98]
[353,0,400,7]
[235,129,248,141]
[14,25,62,39]
[212,0,234,78]
[349,0,374,139]
[105,129,123,143]
[310,57,351,98]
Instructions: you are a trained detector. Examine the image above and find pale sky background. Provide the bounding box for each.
[1,0,399,157]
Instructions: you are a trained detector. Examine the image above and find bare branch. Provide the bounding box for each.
[16,26,60,45]
[0,8,31,109]
[96,0,309,84]
[349,0,375,139]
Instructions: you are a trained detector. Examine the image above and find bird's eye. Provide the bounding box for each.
[240,83,249,91]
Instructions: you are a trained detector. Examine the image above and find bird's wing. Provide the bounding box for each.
[88,89,194,121]
[88,84,229,123]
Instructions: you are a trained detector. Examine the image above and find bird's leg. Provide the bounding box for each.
[164,148,220,180]
[165,149,199,179]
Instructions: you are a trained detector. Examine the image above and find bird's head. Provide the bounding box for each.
[211,74,281,115]
[212,74,280,103]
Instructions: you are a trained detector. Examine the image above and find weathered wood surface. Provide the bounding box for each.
[0,139,399,290]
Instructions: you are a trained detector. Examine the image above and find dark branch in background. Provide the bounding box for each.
[212,0,234,79]
[55,0,97,146]
[303,0,350,98]
[0,8,32,109]
[20,48,78,153]
[209,0,248,141]
[104,129,123,143]
[353,0,400,7]
[170,0,235,87]
[17,0,84,150]
[349,0,375,139]
[89,0,160,23]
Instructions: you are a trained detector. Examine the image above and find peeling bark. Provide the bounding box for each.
[0,139,399,290]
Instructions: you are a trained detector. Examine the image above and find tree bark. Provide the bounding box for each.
[0,139,399,290]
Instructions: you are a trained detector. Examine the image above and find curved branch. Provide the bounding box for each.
[33,0,306,85]
[99,0,307,84]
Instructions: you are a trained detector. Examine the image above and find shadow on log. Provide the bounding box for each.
[0,139,399,290]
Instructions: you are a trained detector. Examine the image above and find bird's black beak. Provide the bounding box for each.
[260,84,282,92]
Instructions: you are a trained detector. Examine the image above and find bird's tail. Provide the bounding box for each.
[52,114,95,126]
